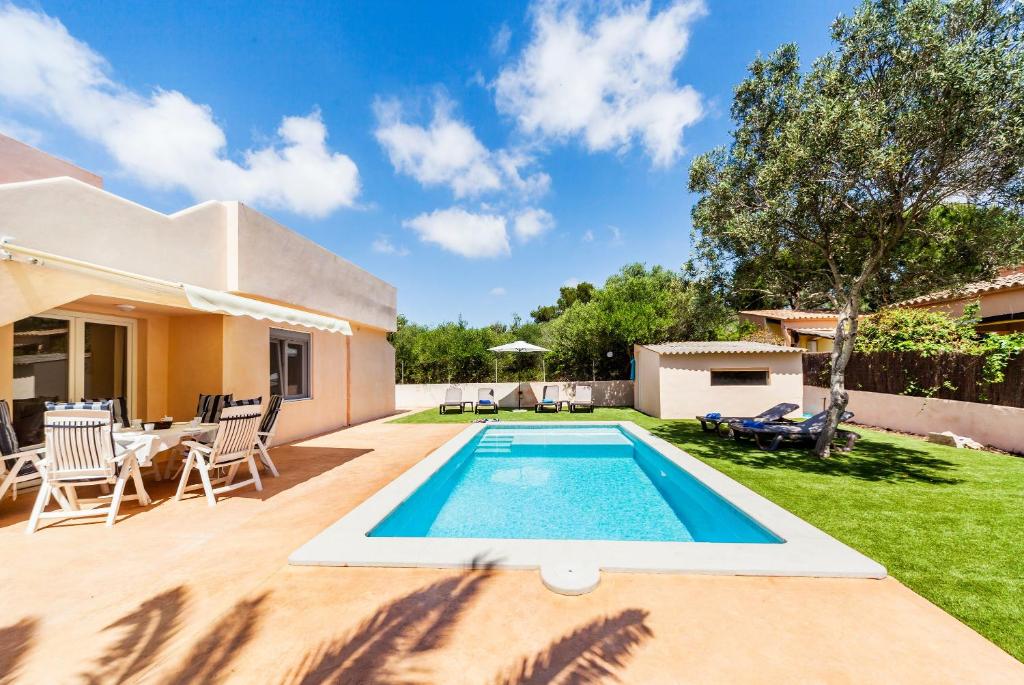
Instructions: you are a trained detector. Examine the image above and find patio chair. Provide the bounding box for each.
[535,385,561,413]
[569,385,594,413]
[26,410,151,533]
[82,396,130,428]
[196,393,234,423]
[439,387,464,414]
[730,410,858,452]
[474,388,498,414]
[255,395,282,477]
[174,405,263,506]
[697,403,799,436]
[0,399,44,503]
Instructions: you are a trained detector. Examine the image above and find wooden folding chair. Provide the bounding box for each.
[26,410,151,533]
[174,405,263,506]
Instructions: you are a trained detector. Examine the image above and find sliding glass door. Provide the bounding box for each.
[11,311,135,445]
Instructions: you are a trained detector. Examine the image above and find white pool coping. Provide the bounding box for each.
[289,421,886,580]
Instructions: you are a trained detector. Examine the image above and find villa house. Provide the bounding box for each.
[899,265,1024,334]
[738,309,840,352]
[0,135,396,447]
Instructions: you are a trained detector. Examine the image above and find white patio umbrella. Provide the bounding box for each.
[488,340,551,409]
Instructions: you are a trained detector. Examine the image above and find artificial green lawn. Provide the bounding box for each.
[391,407,1024,661]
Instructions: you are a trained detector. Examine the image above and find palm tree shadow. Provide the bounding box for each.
[80,586,187,684]
[494,609,653,685]
[160,592,269,685]
[650,421,962,484]
[0,617,37,685]
[284,557,497,684]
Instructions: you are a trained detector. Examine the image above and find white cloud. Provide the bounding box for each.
[403,207,510,258]
[490,286,507,296]
[513,207,555,242]
[494,0,705,167]
[374,94,549,199]
[582,229,595,242]
[608,225,624,244]
[0,117,43,146]
[0,5,359,217]
[371,234,409,256]
[563,277,580,287]
[491,24,512,56]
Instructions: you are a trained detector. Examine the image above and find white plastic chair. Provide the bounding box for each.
[26,410,151,533]
[174,405,263,506]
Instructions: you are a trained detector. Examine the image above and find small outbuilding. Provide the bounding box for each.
[634,341,803,420]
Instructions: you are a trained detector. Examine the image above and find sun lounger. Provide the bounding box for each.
[697,403,799,435]
[474,388,498,414]
[439,387,465,414]
[569,385,594,413]
[535,385,561,413]
[730,410,858,451]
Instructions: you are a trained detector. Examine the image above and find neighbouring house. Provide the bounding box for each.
[898,265,1024,334]
[738,309,840,352]
[0,137,396,446]
[634,341,803,420]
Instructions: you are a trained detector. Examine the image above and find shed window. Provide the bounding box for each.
[270,329,311,400]
[710,369,769,386]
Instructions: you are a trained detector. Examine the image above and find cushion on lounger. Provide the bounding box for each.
[542,399,554,404]
[741,419,766,428]
[478,399,492,405]
[705,412,721,419]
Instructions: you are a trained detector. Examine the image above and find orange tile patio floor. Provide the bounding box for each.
[1,415,1021,683]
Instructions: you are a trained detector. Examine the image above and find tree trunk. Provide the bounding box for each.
[814,297,859,458]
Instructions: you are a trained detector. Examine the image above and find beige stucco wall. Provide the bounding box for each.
[348,326,396,424]
[167,314,225,421]
[0,178,396,331]
[232,204,397,331]
[803,385,1024,454]
[917,289,1024,328]
[0,134,102,188]
[221,316,349,444]
[642,350,803,419]
[633,345,661,417]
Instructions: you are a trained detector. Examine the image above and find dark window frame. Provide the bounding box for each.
[709,369,770,387]
[270,328,312,401]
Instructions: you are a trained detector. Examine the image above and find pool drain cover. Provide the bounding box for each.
[540,563,600,595]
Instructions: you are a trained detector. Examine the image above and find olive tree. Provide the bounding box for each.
[689,0,1024,456]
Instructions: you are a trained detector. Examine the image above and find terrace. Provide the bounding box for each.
[3,412,1022,682]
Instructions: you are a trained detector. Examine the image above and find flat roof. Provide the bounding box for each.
[643,341,801,354]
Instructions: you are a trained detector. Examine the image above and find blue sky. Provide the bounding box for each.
[0,0,854,325]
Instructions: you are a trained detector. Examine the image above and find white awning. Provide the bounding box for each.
[184,285,352,335]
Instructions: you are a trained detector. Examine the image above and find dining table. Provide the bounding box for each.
[113,422,219,499]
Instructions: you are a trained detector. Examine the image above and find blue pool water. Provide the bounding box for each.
[370,425,781,543]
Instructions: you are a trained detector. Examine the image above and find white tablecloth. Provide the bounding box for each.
[113,423,218,466]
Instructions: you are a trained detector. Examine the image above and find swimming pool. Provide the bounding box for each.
[369,425,780,544]
[291,421,885,593]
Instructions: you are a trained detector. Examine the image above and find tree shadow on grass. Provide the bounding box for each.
[0,617,37,685]
[650,422,962,485]
[493,609,653,685]
[81,586,187,684]
[284,558,496,684]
